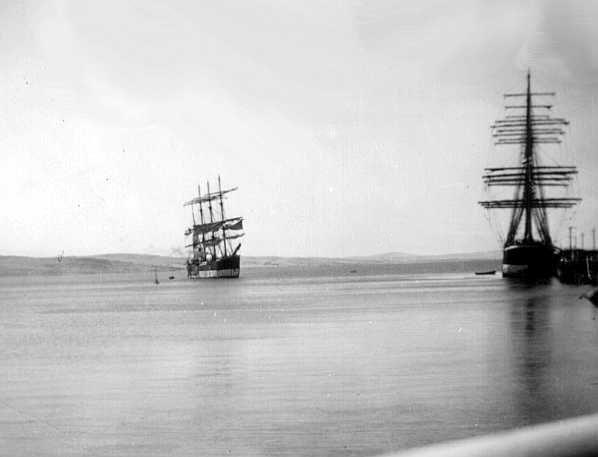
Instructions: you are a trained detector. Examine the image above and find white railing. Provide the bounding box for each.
[388,413,598,457]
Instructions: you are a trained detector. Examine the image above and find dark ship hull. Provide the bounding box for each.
[502,243,557,278]
[187,254,240,279]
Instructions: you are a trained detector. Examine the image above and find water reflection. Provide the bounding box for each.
[505,279,596,426]
[509,291,551,423]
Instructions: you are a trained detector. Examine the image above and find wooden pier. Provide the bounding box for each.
[557,249,598,285]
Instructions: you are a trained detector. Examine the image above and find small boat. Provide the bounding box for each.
[475,270,496,276]
[168,275,175,280]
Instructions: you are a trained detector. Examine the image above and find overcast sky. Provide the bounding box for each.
[1,0,597,257]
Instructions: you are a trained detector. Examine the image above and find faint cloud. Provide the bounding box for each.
[518,0,598,82]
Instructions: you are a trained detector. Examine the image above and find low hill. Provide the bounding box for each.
[91,253,185,268]
[0,251,501,276]
[0,255,184,277]
[347,250,501,262]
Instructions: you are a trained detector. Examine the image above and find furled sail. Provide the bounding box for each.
[202,236,222,247]
[183,187,238,206]
[225,219,243,231]
[184,217,243,236]
[185,236,221,248]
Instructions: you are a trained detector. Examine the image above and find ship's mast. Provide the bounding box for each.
[183,179,244,265]
[207,180,217,259]
[218,175,228,257]
[479,72,580,247]
[523,71,535,242]
[198,184,206,260]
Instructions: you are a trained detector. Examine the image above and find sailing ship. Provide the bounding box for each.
[479,72,580,279]
[184,176,244,279]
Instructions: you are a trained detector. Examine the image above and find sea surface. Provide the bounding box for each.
[1,266,597,457]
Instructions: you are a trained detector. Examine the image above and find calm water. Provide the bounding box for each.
[1,268,597,457]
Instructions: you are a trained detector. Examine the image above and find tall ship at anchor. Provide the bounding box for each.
[479,72,581,278]
[184,177,244,278]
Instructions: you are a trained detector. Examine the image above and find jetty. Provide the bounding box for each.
[556,227,598,284]
[557,249,598,285]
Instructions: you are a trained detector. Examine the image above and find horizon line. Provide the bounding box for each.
[0,250,503,260]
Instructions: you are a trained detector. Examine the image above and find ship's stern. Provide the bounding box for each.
[502,243,557,279]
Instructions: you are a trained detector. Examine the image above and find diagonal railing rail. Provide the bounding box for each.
[387,413,598,457]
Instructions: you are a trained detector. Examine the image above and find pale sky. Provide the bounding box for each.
[1,0,597,257]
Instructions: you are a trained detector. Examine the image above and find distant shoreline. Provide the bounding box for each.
[0,253,500,277]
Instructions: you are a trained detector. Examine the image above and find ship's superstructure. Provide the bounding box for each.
[184,177,244,278]
[479,72,580,278]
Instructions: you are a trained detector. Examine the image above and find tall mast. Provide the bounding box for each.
[190,204,197,257]
[218,175,228,257]
[523,71,535,241]
[197,185,205,224]
[207,180,217,259]
[198,184,206,260]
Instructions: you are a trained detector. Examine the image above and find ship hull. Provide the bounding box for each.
[187,254,240,279]
[502,244,556,279]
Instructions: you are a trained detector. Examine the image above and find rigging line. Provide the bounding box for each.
[484,209,505,246]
